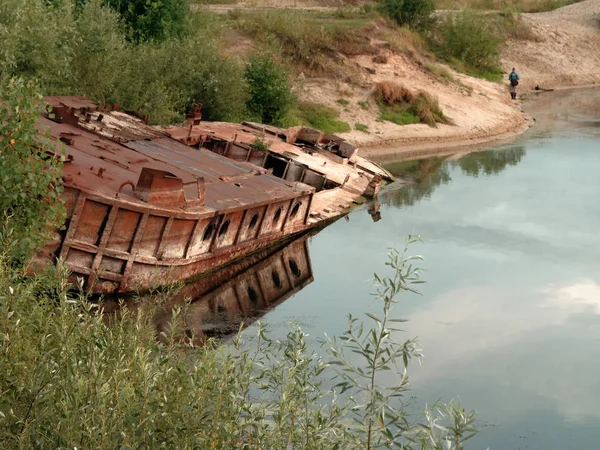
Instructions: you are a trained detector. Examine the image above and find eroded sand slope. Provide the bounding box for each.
[207,1,599,156]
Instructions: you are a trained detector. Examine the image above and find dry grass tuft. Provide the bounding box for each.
[375,81,414,106]
[374,81,453,127]
[412,92,452,127]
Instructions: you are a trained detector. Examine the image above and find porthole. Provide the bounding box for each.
[218,220,230,238]
[273,207,283,226]
[290,202,302,220]
[248,286,259,304]
[272,270,282,289]
[248,213,259,231]
[288,258,301,278]
[202,223,216,242]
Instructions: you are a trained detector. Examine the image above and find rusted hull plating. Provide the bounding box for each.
[35,185,317,294]
[32,96,390,294]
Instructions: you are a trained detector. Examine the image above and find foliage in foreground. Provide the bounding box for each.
[0,84,476,446]
[0,80,65,264]
[0,234,477,449]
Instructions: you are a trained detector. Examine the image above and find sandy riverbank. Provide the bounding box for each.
[343,0,600,160]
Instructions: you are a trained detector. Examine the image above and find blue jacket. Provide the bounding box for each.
[509,71,520,81]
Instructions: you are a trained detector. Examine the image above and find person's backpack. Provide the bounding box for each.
[511,79,519,86]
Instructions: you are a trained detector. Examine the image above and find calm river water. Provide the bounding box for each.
[166,87,600,448]
[233,87,600,449]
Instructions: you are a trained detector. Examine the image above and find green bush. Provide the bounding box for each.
[103,0,190,43]
[378,0,436,29]
[288,102,351,133]
[0,80,66,264]
[434,11,503,80]
[0,0,77,93]
[0,0,248,124]
[245,52,295,125]
[70,0,127,105]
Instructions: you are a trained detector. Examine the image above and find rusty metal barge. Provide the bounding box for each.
[34,97,392,294]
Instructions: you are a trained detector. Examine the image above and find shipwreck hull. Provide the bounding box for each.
[34,185,318,294]
[31,96,391,294]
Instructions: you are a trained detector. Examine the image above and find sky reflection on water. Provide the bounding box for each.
[250,88,600,449]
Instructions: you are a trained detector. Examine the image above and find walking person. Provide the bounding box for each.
[508,68,520,100]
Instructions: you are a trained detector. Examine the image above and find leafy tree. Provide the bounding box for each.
[378,0,436,29]
[244,52,295,126]
[0,80,65,264]
[103,0,189,43]
[0,0,77,92]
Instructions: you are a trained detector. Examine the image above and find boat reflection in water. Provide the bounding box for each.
[104,234,314,344]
